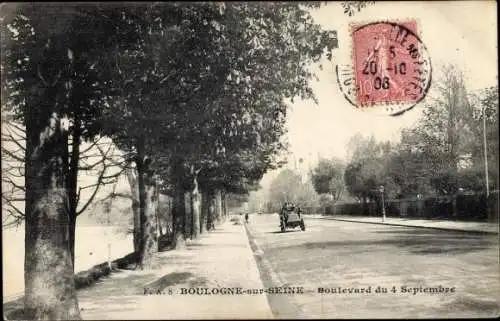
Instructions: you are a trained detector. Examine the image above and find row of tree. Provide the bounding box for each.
[343,68,498,202]
[263,65,498,214]
[0,2,351,320]
[307,65,498,206]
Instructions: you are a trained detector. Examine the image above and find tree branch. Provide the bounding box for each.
[101,170,125,181]
[79,136,105,155]
[76,170,108,217]
[6,168,25,178]
[1,147,24,162]
[111,192,133,200]
[4,127,26,151]
[6,121,26,134]
[2,195,25,218]
[75,142,126,216]
[37,64,50,86]
[78,157,106,171]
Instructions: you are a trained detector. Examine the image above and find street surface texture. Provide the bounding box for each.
[245,214,500,319]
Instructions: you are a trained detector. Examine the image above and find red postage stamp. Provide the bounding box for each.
[336,20,432,116]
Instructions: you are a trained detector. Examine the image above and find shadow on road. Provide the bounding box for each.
[267,230,303,234]
[144,271,194,290]
[278,229,496,255]
[244,224,308,319]
[438,295,500,316]
[205,231,232,234]
[75,268,209,318]
[374,228,495,237]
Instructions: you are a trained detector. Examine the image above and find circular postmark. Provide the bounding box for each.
[336,20,432,116]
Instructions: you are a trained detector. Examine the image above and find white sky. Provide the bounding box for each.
[262,0,498,186]
[1,2,497,199]
[288,1,497,160]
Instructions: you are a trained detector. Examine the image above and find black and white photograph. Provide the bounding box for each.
[1,1,498,320]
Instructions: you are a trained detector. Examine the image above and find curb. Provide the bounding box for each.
[243,223,307,319]
[314,217,498,235]
[244,223,284,286]
[241,223,276,319]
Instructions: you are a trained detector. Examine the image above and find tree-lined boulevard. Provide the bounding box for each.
[1,2,341,319]
[1,2,498,320]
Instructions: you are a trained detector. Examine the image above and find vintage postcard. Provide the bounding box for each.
[2,1,498,320]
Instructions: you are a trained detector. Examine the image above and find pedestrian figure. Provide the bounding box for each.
[245,213,249,223]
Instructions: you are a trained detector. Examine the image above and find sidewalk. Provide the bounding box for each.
[317,215,499,234]
[75,219,273,320]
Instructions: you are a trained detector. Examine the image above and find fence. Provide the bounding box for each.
[330,191,499,222]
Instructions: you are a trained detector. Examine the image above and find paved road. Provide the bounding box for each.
[245,214,500,319]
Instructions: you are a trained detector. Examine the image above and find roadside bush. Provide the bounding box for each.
[74,252,139,290]
[334,202,374,216]
[329,192,493,222]
[487,191,499,222]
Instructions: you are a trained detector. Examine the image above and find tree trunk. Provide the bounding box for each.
[24,111,81,320]
[221,190,227,220]
[126,167,141,253]
[171,159,186,249]
[191,172,201,239]
[206,191,215,231]
[156,194,163,237]
[201,189,209,234]
[167,197,173,235]
[331,192,337,215]
[135,143,158,269]
[200,190,214,231]
[362,196,368,216]
[68,213,77,271]
[214,189,223,224]
[184,192,192,238]
[142,172,158,266]
[172,185,186,249]
[67,120,81,269]
[189,193,194,238]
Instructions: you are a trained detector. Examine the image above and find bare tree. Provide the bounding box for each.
[1,119,26,227]
[1,119,131,262]
[410,64,472,194]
